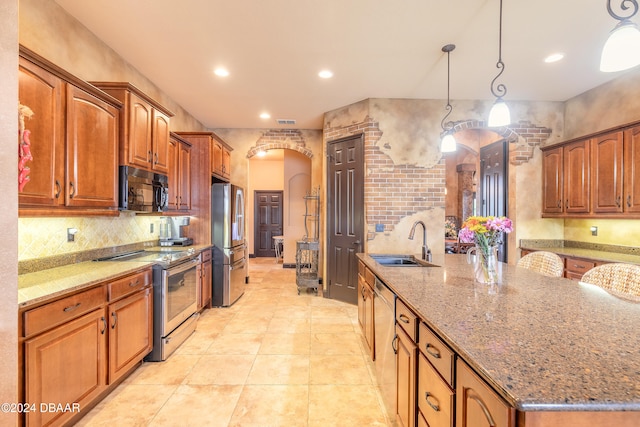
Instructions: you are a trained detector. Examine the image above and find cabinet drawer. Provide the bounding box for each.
[108,269,152,301]
[200,248,212,263]
[565,257,596,274]
[358,260,365,277]
[419,322,455,387]
[23,285,106,337]
[396,298,418,342]
[418,352,454,427]
[364,266,375,287]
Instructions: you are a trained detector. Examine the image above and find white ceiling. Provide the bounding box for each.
[55,0,636,130]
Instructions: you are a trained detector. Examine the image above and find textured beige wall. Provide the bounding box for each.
[247,157,284,257]
[1,0,18,421]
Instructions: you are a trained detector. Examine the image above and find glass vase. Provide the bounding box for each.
[467,244,501,284]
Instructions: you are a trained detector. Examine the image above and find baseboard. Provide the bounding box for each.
[282,263,296,269]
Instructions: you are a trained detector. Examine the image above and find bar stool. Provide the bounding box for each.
[273,235,284,263]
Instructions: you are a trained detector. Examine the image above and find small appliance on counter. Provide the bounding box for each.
[159,216,193,246]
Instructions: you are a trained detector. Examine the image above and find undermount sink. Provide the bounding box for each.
[370,254,438,267]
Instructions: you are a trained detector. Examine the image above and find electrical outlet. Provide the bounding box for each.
[590,226,598,236]
[150,223,154,233]
[375,223,384,232]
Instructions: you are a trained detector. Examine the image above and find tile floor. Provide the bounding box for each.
[77,258,391,426]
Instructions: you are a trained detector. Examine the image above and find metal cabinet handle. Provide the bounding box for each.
[628,195,632,208]
[616,196,621,208]
[154,152,158,164]
[425,392,440,412]
[148,150,153,162]
[398,313,410,324]
[55,180,61,199]
[565,199,568,209]
[111,312,117,329]
[100,317,107,335]
[425,343,441,359]
[392,334,398,355]
[129,279,141,287]
[63,302,81,313]
[69,182,75,199]
[556,200,561,209]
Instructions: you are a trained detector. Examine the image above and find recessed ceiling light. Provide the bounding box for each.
[544,53,564,63]
[260,112,271,119]
[318,70,333,79]
[214,67,230,77]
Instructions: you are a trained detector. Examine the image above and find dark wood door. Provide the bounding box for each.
[254,191,283,257]
[327,134,364,305]
[480,140,508,262]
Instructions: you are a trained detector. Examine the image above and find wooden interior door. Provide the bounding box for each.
[327,134,364,304]
[480,140,508,262]
[254,191,283,257]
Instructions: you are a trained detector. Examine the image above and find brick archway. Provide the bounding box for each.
[451,119,552,165]
[246,129,313,159]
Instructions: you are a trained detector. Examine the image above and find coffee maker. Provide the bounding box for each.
[159,216,193,246]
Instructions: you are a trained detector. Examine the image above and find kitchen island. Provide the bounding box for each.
[357,253,640,426]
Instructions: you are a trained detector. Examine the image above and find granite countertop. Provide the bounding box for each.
[357,253,640,412]
[18,245,212,309]
[520,241,640,265]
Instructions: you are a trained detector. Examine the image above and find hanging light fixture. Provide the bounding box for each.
[440,44,457,153]
[488,0,511,127]
[600,0,640,72]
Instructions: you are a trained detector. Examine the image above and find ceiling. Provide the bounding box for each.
[54,0,636,130]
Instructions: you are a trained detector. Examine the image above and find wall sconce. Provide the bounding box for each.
[600,0,640,72]
[440,44,457,153]
[487,0,511,127]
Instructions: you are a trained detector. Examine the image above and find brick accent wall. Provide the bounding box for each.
[451,119,552,165]
[246,129,313,158]
[325,116,445,232]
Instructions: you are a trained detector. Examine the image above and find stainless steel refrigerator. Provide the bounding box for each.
[211,183,247,306]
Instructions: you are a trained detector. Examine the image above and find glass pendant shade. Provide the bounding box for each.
[440,132,457,152]
[600,21,640,72]
[487,98,511,127]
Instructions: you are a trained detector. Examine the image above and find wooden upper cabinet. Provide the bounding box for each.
[91,82,173,174]
[18,56,66,207]
[18,47,122,215]
[563,139,590,214]
[592,131,624,213]
[211,134,232,181]
[167,132,192,211]
[542,147,563,214]
[623,125,640,213]
[65,85,119,208]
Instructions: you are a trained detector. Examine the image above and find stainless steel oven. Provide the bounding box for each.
[146,256,199,361]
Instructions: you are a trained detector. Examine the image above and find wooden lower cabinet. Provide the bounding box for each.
[357,261,375,360]
[198,251,213,310]
[107,287,153,383]
[24,309,107,427]
[396,325,417,427]
[418,352,454,427]
[456,359,515,427]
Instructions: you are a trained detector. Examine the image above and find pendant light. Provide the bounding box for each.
[440,44,457,153]
[600,0,640,72]
[487,0,511,127]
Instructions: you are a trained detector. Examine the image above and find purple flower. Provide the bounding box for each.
[458,228,476,243]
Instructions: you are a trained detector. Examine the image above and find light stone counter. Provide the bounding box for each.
[19,245,212,308]
[357,253,640,413]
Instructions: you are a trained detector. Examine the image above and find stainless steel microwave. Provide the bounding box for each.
[119,166,168,212]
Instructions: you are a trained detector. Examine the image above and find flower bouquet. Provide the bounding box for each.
[459,216,513,284]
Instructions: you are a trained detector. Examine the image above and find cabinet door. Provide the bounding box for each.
[542,147,563,214]
[418,352,454,427]
[364,281,375,360]
[25,309,107,427]
[18,57,65,207]
[167,136,179,210]
[563,140,590,214]
[212,139,223,176]
[624,125,640,214]
[65,85,118,208]
[108,287,153,383]
[199,259,212,309]
[127,92,153,170]
[222,147,231,179]
[152,109,171,174]
[456,360,514,427]
[178,142,192,210]
[357,274,366,331]
[592,131,624,213]
[396,326,417,427]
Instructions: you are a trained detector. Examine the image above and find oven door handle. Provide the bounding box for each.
[165,258,199,276]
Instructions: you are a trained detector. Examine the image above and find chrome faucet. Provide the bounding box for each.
[408,220,432,262]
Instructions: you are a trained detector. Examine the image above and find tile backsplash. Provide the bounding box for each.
[18,213,158,261]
